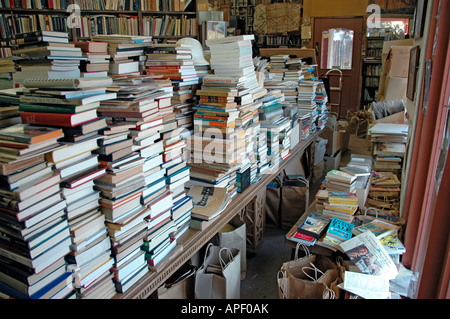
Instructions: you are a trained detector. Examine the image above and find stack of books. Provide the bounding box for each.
[322,191,359,222]
[12,31,83,84]
[368,123,408,159]
[284,57,305,82]
[299,63,317,81]
[0,88,21,128]
[145,43,200,86]
[299,112,312,140]
[325,169,357,193]
[268,55,288,83]
[315,81,328,130]
[91,34,153,77]
[0,124,75,299]
[18,76,123,298]
[95,75,176,291]
[322,217,354,250]
[254,116,269,176]
[258,90,284,124]
[205,34,264,171]
[297,80,318,117]
[74,41,110,78]
[373,156,402,171]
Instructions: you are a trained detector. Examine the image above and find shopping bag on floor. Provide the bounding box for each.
[280,174,309,231]
[195,243,241,299]
[213,213,247,280]
[277,244,342,299]
[156,263,196,299]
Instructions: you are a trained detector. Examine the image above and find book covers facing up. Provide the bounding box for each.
[11,31,83,85]
[0,124,77,299]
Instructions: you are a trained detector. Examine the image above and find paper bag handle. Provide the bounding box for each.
[219,247,234,269]
[201,243,215,267]
[294,242,311,260]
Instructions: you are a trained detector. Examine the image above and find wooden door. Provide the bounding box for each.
[313,17,364,118]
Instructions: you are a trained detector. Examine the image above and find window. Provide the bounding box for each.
[321,28,354,70]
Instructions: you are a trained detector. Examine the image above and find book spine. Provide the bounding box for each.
[18,104,77,114]
[21,112,73,127]
[199,96,232,103]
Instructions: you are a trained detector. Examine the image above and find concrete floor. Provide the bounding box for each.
[240,133,371,299]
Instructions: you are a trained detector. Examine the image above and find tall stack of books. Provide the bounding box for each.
[190,35,263,194]
[324,169,357,193]
[299,112,313,140]
[255,125,269,175]
[91,35,153,77]
[0,124,75,299]
[11,31,83,84]
[19,76,120,299]
[144,42,199,151]
[297,80,318,117]
[95,75,176,292]
[74,41,110,78]
[315,81,328,130]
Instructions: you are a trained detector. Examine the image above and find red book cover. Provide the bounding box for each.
[21,109,98,127]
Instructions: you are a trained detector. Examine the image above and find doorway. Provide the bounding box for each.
[314,17,364,118]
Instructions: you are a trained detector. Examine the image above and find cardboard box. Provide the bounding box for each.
[323,150,341,172]
[385,76,408,102]
[389,46,413,78]
[374,111,405,124]
[320,128,343,155]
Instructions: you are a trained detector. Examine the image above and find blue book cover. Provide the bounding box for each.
[327,217,354,241]
[30,272,72,299]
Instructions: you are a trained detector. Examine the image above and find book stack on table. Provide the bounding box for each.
[12,31,83,85]
[0,124,75,299]
[18,76,121,299]
[95,74,177,293]
[321,191,359,223]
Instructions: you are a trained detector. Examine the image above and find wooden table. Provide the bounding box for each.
[114,129,322,299]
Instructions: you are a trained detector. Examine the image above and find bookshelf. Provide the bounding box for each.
[361,37,384,106]
[0,0,198,56]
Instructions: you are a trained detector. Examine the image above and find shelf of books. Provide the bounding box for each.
[0,0,198,57]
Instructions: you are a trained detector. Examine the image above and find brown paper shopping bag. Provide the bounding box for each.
[277,244,342,299]
[156,263,196,299]
[195,243,241,299]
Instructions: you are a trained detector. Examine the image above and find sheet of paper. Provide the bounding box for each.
[343,271,390,299]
